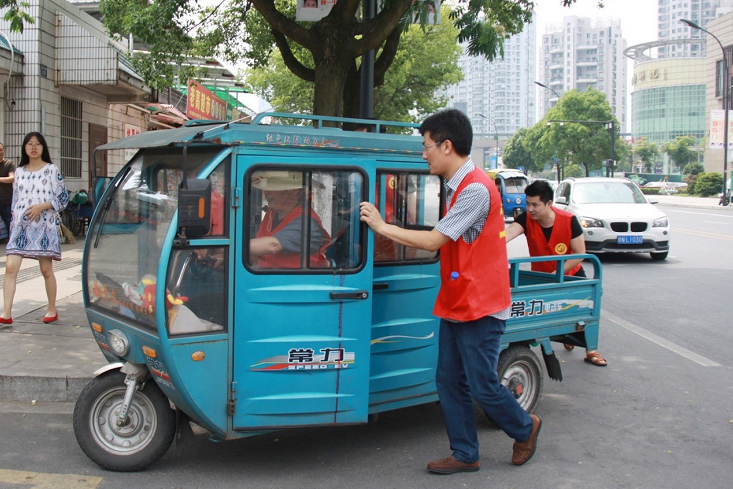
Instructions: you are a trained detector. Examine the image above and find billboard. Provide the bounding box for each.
[296,0,338,21]
[709,110,733,149]
[296,0,440,23]
[187,80,228,121]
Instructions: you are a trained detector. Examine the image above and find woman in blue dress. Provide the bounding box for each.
[1,132,68,324]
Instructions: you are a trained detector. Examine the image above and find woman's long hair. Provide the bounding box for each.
[19,132,53,167]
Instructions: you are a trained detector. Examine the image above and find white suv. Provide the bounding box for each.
[554,177,670,261]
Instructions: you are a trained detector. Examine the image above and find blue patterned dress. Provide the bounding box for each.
[6,163,68,261]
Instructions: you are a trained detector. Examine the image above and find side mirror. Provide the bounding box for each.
[554,196,567,205]
[178,178,211,238]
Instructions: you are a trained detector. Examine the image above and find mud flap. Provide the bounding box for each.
[538,339,563,382]
[175,408,195,447]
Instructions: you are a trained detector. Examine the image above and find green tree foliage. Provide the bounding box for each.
[1,1,34,32]
[633,138,659,173]
[525,89,620,177]
[502,127,534,173]
[692,172,723,197]
[664,136,697,171]
[563,163,585,178]
[97,0,583,117]
[243,7,463,125]
[682,162,705,176]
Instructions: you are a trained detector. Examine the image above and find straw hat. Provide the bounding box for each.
[251,171,324,190]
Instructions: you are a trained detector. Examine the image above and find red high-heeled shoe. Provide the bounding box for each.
[0,317,13,324]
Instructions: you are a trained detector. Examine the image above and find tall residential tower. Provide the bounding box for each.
[657,0,731,58]
[538,16,627,130]
[442,22,536,142]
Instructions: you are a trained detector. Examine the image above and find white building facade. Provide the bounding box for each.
[657,0,733,59]
[0,0,153,192]
[538,16,628,131]
[442,22,536,146]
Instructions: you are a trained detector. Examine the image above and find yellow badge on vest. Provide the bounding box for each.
[554,243,568,254]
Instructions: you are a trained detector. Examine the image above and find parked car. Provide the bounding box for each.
[554,177,670,260]
[532,178,559,192]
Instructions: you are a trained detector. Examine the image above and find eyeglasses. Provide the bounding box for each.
[25,143,43,149]
[422,141,443,151]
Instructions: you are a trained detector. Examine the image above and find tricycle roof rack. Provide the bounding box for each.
[96,112,422,154]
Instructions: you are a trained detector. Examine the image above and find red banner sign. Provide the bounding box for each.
[187,80,227,120]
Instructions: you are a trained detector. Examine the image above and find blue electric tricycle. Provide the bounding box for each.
[486,168,530,219]
[73,113,602,471]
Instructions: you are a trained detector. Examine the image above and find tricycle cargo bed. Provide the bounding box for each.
[505,254,602,352]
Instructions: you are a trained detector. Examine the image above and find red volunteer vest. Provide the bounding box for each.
[525,206,582,276]
[256,204,330,269]
[433,167,512,321]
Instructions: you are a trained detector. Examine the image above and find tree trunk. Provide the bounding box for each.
[313,61,347,119]
[342,64,361,121]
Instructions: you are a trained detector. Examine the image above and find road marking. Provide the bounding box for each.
[0,469,102,489]
[673,228,733,241]
[666,209,733,218]
[602,311,722,367]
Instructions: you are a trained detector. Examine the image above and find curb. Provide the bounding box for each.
[660,202,732,211]
[0,375,91,403]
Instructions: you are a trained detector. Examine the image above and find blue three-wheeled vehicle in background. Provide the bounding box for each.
[73,113,602,471]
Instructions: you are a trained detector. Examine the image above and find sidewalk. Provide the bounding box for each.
[0,238,107,403]
[651,193,732,211]
[0,194,730,405]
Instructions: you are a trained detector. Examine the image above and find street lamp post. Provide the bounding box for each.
[681,18,730,204]
[535,82,563,180]
[534,81,561,106]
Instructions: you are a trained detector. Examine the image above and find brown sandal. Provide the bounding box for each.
[563,343,575,352]
[584,351,608,367]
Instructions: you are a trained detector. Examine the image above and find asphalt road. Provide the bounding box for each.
[1,203,732,489]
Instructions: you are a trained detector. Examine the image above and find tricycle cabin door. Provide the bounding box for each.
[233,158,374,429]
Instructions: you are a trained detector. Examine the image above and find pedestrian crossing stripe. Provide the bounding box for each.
[0,469,102,489]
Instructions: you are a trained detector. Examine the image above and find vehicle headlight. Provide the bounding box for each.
[515,197,522,205]
[579,217,604,228]
[653,216,669,228]
[107,329,130,357]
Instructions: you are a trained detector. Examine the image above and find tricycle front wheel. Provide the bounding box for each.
[73,370,176,472]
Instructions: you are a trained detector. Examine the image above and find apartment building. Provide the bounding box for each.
[442,22,537,146]
[538,16,627,130]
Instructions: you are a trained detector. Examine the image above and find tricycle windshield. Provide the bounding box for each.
[85,147,220,332]
[504,177,528,194]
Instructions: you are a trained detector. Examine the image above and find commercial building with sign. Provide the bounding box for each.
[625,40,707,173]
[702,12,733,176]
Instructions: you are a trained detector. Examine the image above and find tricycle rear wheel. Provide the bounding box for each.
[73,370,176,472]
[497,345,543,414]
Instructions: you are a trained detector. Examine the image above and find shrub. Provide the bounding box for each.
[692,172,723,196]
[682,162,705,176]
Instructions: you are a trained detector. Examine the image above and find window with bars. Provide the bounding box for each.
[61,97,83,178]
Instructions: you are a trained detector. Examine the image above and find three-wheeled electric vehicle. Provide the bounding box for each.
[73,113,602,471]
[486,169,530,219]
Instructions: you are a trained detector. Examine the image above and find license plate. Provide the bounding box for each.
[617,235,643,244]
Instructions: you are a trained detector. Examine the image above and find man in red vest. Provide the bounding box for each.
[505,180,607,367]
[360,109,541,475]
[250,171,330,269]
